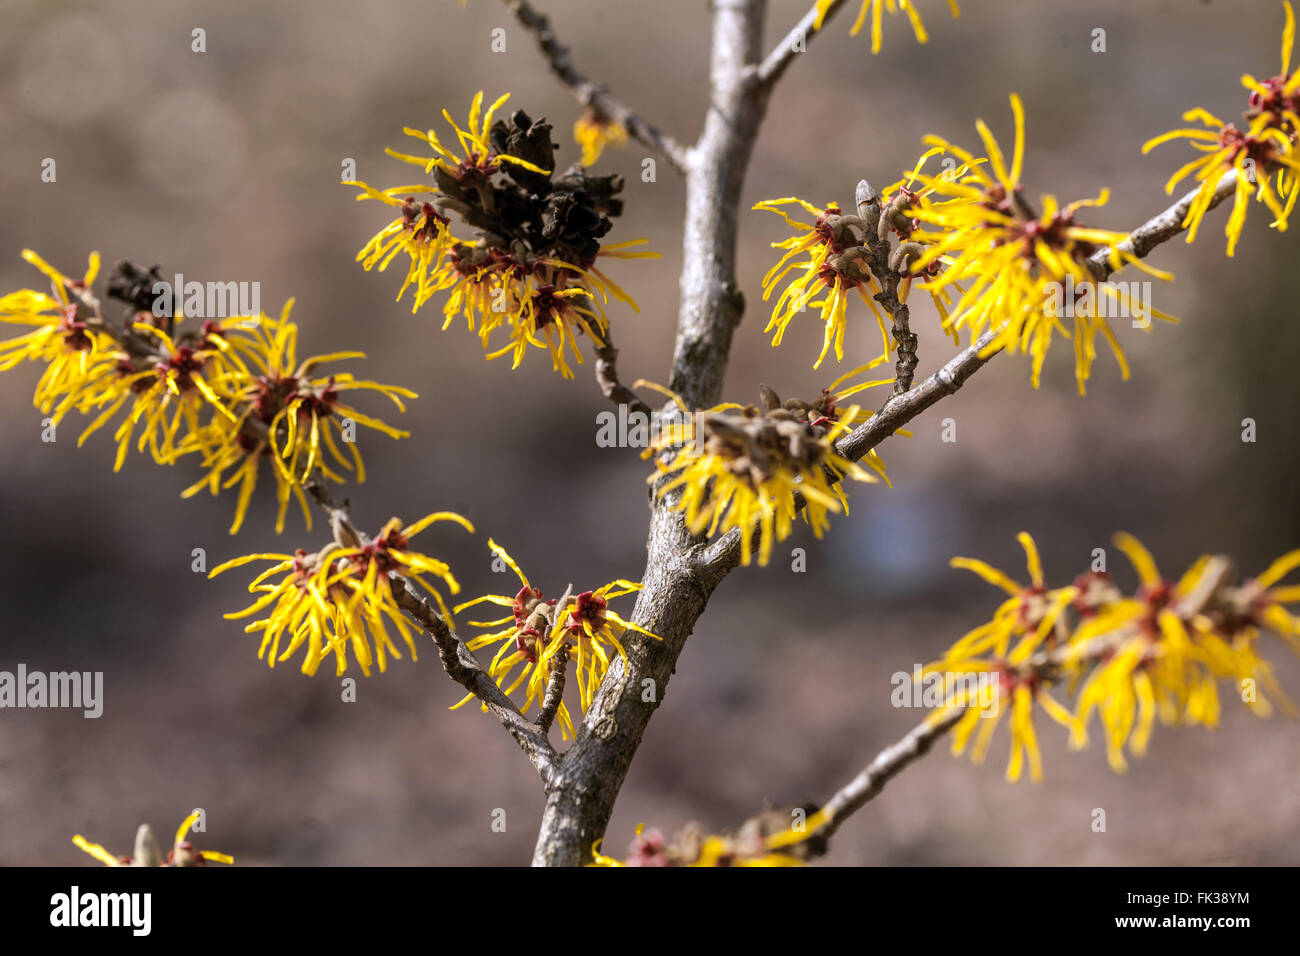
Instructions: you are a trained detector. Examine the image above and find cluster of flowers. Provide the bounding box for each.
[924,532,1300,781]
[453,539,655,739]
[1144,0,1300,256]
[212,517,656,736]
[0,251,413,534]
[74,812,232,867]
[346,91,655,378]
[757,3,1297,394]
[756,97,1173,395]
[211,512,474,678]
[640,369,896,567]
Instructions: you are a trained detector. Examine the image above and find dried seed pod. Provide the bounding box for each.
[758,384,782,411]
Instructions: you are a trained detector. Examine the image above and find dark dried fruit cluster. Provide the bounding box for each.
[434,109,626,268]
[697,385,842,487]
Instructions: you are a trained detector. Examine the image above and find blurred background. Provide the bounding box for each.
[2,0,1298,866]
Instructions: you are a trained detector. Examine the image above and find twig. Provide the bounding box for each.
[1087,170,1239,280]
[756,0,852,89]
[537,643,570,734]
[789,555,1236,856]
[530,0,770,866]
[593,327,651,416]
[527,7,1252,866]
[304,481,560,785]
[845,171,1247,462]
[854,180,919,393]
[502,0,691,173]
[809,708,966,850]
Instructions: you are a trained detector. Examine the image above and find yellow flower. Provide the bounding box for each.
[574,107,628,167]
[178,301,415,533]
[348,92,657,376]
[345,91,548,313]
[1,251,112,410]
[210,512,473,677]
[928,531,1300,781]
[908,94,1176,393]
[1142,2,1300,257]
[926,532,1079,782]
[481,272,606,379]
[386,90,551,181]
[73,811,233,867]
[753,197,888,369]
[453,540,657,736]
[641,377,889,567]
[348,181,459,312]
[938,531,1079,663]
[814,0,960,53]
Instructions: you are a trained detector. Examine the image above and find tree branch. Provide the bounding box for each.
[530,0,771,866]
[792,556,1236,856]
[1087,169,1239,280]
[526,13,1247,866]
[593,326,651,416]
[537,643,570,734]
[304,481,559,786]
[501,0,691,173]
[756,0,852,89]
[809,708,966,849]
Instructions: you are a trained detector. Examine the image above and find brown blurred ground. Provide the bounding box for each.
[1,0,1298,865]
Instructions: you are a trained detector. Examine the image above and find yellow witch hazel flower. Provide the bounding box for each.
[1143,1,1300,257]
[0,251,131,429]
[906,94,1177,393]
[641,372,891,567]
[478,269,607,379]
[347,90,657,377]
[1,254,419,536]
[814,0,960,54]
[453,540,657,738]
[924,532,1079,783]
[923,531,1300,782]
[346,90,548,311]
[1,250,246,466]
[1067,533,1299,772]
[182,301,415,533]
[210,512,473,677]
[74,811,233,867]
[754,197,889,369]
[574,106,628,167]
